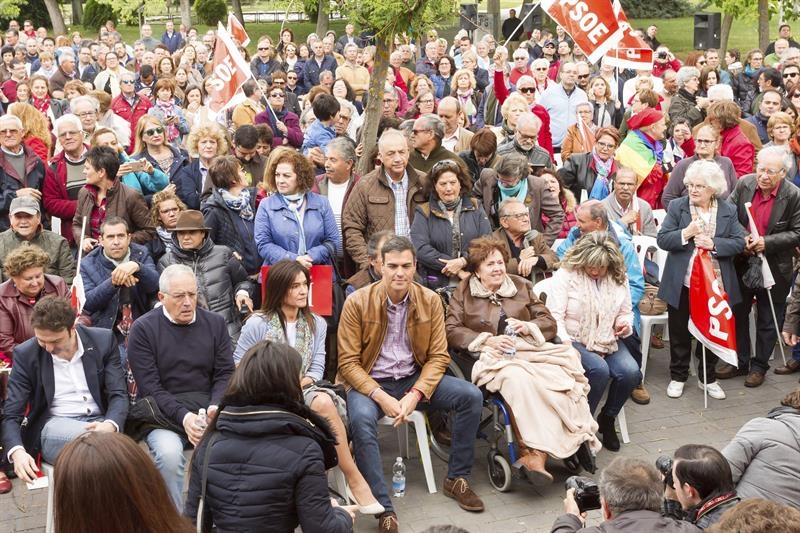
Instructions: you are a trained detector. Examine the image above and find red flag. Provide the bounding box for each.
[687,249,738,366]
[261,265,334,316]
[541,0,624,63]
[70,271,85,316]
[227,13,250,47]
[603,0,654,70]
[207,23,251,111]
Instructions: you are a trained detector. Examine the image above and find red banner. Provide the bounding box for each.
[541,0,624,64]
[603,0,654,70]
[687,249,738,366]
[261,265,334,316]
[207,23,251,111]
[227,13,250,47]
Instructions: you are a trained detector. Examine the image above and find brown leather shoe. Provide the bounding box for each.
[716,362,748,380]
[514,448,554,486]
[630,384,651,405]
[775,359,800,375]
[378,511,398,533]
[745,371,766,388]
[0,472,11,494]
[650,334,665,349]
[443,477,485,512]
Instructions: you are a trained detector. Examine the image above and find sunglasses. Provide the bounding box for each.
[269,92,285,97]
[258,46,271,51]
[519,87,536,93]
[144,127,164,136]
[784,72,800,79]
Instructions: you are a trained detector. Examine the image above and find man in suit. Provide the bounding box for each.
[720,146,800,387]
[2,296,128,481]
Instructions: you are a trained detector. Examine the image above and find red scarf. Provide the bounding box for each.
[31,95,50,114]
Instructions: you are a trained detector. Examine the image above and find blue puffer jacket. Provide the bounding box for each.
[184,405,353,533]
[80,242,160,329]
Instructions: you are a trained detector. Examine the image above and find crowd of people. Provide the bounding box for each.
[0,13,799,533]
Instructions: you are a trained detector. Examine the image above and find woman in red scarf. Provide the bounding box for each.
[28,75,66,129]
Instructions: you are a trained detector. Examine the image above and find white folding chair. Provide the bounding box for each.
[652,209,667,229]
[631,235,669,380]
[42,462,54,533]
[378,411,437,494]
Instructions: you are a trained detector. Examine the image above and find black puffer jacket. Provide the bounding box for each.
[184,405,353,533]
[201,187,260,275]
[158,235,254,340]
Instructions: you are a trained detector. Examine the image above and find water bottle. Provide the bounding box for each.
[503,325,518,359]
[196,408,208,430]
[392,457,406,497]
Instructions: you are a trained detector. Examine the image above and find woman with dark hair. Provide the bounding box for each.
[459,127,498,183]
[254,147,340,268]
[254,84,303,149]
[559,126,621,201]
[410,160,491,288]
[147,78,190,147]
[733,49,764,113]
[541,170,577,238]
[230,262,382,515]
[55,432,194,533]
[432,56,456,100]
[201,155,260,276]
[29,74,66,125]
[331,78,363,115]
[699,66,720,97]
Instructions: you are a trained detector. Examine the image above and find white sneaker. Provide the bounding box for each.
[667,380,685,398]
[698,381,726,400]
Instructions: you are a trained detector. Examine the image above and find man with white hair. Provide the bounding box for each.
[0,114,49,231]
[538,62,588,149]
[49,51,77,98]
[496,112,551,168]
[416,41,438,78]
[765,38,789,67]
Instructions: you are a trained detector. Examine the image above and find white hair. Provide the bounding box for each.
[707,84,734,101]
[683,160,728,197]
[159,264,195,293]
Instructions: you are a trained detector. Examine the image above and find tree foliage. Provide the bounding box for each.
[194,0,227,26]
[84,0,118,28]
[0,0,47,26]
[619,0,693,19]
[93,0,168,25]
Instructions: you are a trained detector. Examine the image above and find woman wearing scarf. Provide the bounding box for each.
[733,49,764,113]
[559,126,620,202]
[410,160,491,289]
[147,78,190,148]
[668,66,709,130]
[29,74,65,128]
[587,74,620,129]
[547,231,640,452]
[202,156,260,277]
[254,147,340,269]
[255,84,303,149]
[450,68,480,128]
[560,102,597,162]
[615,108,669,209]
[657,160,745,401]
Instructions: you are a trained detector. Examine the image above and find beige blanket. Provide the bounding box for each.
[471,338,602,458]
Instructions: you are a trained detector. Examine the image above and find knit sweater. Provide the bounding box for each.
[127,307,235,426]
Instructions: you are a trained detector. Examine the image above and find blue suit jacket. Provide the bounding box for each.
[656,196,746,309]
[1,326,128,456]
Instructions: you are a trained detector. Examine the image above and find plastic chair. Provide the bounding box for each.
[378,411,437,494]
[42,462,54,533]
[652,209,667,229]
[632,235,670,380]
[532,276,555,303]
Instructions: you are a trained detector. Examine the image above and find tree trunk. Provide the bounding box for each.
[71,0,83,25]
[43,0,66,35]
[315,0,329,37]
[356,37,390,177]
[719,13,734,60]
[232,0,245,29]
[758,0,770,51]
[180,0,192,30]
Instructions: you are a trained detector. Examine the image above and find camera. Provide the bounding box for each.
[565,475,601,513]
[656,455,674,489]
[657,51,668,59]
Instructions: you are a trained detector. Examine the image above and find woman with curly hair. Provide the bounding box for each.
[450,68,480,126]
[8,102,52,162]
[172,123,229,209]
[147,188,187,263]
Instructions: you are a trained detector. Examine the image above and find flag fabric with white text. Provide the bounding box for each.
[208,23,251,112]
[603,0,654,70]
[540,0,624,63]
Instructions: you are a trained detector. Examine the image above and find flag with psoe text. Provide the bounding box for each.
[688,249,738,366]
[227,13,250,47]
[603,0,654,70]
[207,23,251,112]
[541,0,624,64]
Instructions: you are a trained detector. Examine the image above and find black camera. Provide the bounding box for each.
[657,51,668,59]
[656,455,674,489]
[566,475,601,513]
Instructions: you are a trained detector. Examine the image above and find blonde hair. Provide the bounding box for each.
[559,231,628,286]
[8,102,51,151]
[450,68,476,93]
[185,124,229,158]
[501,93,529,120]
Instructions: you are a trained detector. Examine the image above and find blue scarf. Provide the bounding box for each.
[498,178,528,202]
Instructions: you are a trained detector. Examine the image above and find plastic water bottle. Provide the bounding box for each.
[196,408,208,430]
[503,325,517,359]
[392,457,406,497]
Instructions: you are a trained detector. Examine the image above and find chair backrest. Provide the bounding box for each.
[652,209,667,229]
[631,235,667,282]
[532,277,555,304]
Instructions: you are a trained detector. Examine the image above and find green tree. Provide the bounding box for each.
[336,0,459,175]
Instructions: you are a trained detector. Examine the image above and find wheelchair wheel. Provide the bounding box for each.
[487,450,512,492]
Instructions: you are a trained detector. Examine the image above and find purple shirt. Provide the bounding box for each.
[370,294,418,380]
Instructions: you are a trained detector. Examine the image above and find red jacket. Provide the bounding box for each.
[44,147,89,245]
[493,69,555,161]
[111,94,152,154]
[720,124,755,178]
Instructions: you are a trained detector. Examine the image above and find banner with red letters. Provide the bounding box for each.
[227,13,251,47]
[261,265,334,316]
[603,0,654,70]
[207,23,251,111]
[541,0,625,64]
[687,249,738,366]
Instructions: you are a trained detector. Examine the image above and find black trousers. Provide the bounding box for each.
[733,286,787,373]
[667,286,719,382]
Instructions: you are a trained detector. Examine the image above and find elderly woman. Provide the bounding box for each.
[547,231,640,451]
[201,155,260,277]
[559,126,621,202]
[616,108,669,209]
[173,124,229,209]
[90,127,169,197]
[147,78,190,147]
[657,160,745,401]
[147,189,186,263]
[404,91,437,120]
[131,115,190,184]
[764,111,798,180]
[473,152,564,244]
[460,50,489,93]
[446,237,599,482]
[0,245,68,362]
[707,100,756,177]
[254,84,303,149]
[668,66,708,130]
[450,68,479,127]
[254,147,340,268]
[410,160,491,289]
[561,102,596,162]
[491,92,529,146]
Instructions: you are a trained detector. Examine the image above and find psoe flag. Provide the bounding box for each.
[603,0,654,70]
[688,249,738,366]
[207,23,252,111]
[541,0,624,63]
[227,13,250,47]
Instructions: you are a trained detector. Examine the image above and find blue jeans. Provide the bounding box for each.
[145,429,188,511]
[573,341,641,418]
[40,415,104,463]
[347,373,482,512]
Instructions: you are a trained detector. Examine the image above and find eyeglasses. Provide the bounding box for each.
[269,92,284,98]
[75,111,95,118]
[697,60,707,65]
[784,72,800,79]
[418,98,434,104]
[686,183,708,190]
[695,138,717,144]
[596,141,615,150]
[58,130,81,138]
[518,87,535,93]
[751,56,764,61]
[577,74,590,79]
[756,166,785,177]
[430,160,460,174]
[273,80,285,85]
[513,56,526,61]
[159,207,180,215]
[534,67,548,71]
[120,79,134,84]
[502,212,529,220]
[287,75,297,80]
[258,46,271,51]
[615,182,636,189]
[144,127,164,136]
[166,291,197,300]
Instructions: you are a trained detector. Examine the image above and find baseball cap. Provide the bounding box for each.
[9,196,39,215]
[544,39,557,48]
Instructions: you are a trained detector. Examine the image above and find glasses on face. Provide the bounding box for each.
[75,111,95,118]
[258,46,271,51]
[757,166,785,177]
[784,72,800,79]
[686,183,708,190]
[502,212,529,220]
[615,182,636,189]
[697,60,707,65]
[144,127,164,136]
[430,159,460,174]
[513,56,526,61]
[159,207,179,215]
[273,80,285,85]
[596,141,615,150]
[577,74,590,79]
[120,79,134,84]
[695,138,717,144]
[518,87,535,94]
[269,92,284,98]
[419,98,434,104]
[287,75,297,80]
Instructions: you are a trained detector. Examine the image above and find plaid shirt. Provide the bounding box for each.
[387,171,410,237]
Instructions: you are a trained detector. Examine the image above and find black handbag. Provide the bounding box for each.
[125,391,210,441]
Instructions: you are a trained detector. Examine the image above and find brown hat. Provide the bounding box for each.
[627,108,664,131]
[173,210,210,232]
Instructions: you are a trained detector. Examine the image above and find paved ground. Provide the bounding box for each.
[2,343,797,532]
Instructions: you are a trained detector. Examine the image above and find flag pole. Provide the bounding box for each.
[766,287,788,366]
[75,216,88,271]
[499,2,540,47]
[702,345,708,409]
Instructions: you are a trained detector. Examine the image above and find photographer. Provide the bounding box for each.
[551,457,701,532]
[653,46,682,77]
[664,445,740,529]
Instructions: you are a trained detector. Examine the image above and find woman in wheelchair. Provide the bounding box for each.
[547,231,641,452]
[233,260,383,515]
[445,237,600,485]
